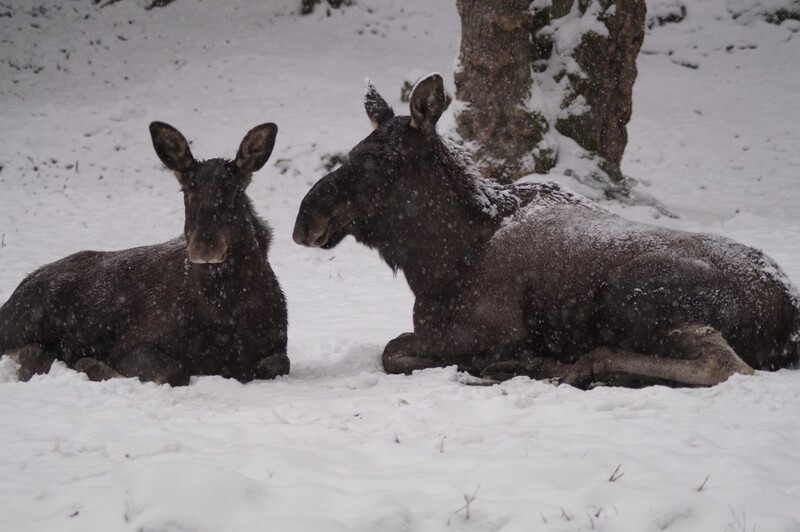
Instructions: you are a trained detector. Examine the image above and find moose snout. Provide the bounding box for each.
[187,232,228,264]
[292,210,329,248]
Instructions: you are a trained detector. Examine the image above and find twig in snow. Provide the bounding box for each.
[586,511,595,529]
[697,473,710,492]
[453,484,480,520]
[609,463,625,482]
[561,508,572,521]
[540,512,548,524]
[439,435,445,453]
[727,505,751,532]
[394,433,400,444]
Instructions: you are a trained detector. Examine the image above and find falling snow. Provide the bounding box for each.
[1,0,800,531]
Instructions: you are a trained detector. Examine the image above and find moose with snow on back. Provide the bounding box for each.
[293,73,800,388]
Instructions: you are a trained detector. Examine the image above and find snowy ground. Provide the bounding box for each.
[1,0,799,530]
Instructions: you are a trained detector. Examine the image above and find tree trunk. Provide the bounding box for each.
[454,0,551,184]
[454,0,646,189]
[554,0,646,184]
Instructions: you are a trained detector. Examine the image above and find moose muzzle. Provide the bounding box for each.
[187,232,228,264]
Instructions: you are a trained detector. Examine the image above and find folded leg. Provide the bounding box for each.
[562,323,754,388]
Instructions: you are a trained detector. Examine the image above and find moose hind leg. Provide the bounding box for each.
[563,323,754,389]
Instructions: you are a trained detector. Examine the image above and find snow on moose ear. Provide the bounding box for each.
[364,77,394,129]
[409,72,446,132]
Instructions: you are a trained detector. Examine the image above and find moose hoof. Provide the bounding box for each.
[383,333,417,374]
[382,350,413,375]
[256,353,290,380]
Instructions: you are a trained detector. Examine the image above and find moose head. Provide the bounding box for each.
[292,74,456,252]
[150,122,277,264]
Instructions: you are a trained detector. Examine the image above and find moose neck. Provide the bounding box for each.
[373,150,501,298]
[397,226,494,299]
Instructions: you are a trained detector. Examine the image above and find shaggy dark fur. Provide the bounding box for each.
[294,73,800,388]
[0,122,289,385]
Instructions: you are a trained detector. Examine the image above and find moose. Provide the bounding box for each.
[0,122,289,385]
[294,73,800,388]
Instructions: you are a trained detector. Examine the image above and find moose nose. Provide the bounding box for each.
[187,236,228,264]
[293,213,328,248]
[291,224,306,246]
[188,248,227,264]
[196,249,227,264]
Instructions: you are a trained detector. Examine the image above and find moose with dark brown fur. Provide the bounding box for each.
[0,122,289,385]
[294,73,800,388]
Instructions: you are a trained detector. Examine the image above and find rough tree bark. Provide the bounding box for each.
[454,0,646,188]
[454,0,551,182]
[555,0,646,184]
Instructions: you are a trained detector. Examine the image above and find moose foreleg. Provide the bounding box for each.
[382,333,448,374]
[480,358,575,382]
[382,326,521,375]
[561,324,755,389]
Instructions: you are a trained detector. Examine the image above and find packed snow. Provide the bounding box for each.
[1,0,800,530]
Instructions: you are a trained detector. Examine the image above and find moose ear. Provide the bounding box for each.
[235,123,278,175]
[364,77,394,129]
[150,121,195,175]
[409,73,446,132]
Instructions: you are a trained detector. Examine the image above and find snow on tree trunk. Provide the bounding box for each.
[454,0,552,184]
[552,0,646,185]
[454,0,646,192]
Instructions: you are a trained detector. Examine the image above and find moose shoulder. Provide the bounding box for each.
[0,122,289,385]
[294,73,800,388]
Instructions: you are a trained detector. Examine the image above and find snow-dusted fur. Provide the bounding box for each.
[0,123,289,385]
[295,74,800,387]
